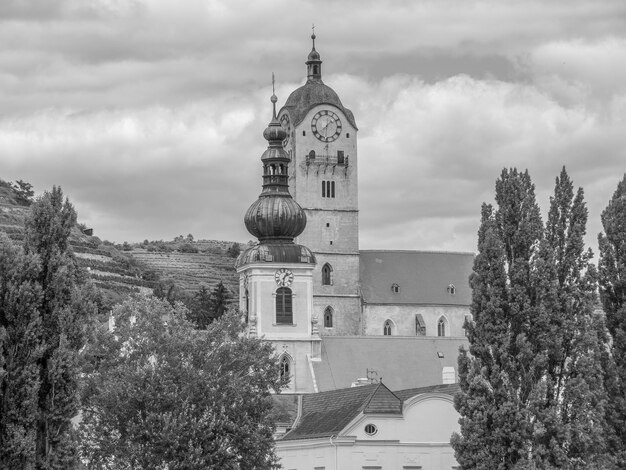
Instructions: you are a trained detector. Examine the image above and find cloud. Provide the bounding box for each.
[0,0,625,254]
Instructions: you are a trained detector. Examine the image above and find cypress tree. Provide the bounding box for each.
[598,174,626,466]
[23,187,96,469]
[532,168,611,468]
[453,169,544,469]
[454,168,614,469]
[0,234,43,468]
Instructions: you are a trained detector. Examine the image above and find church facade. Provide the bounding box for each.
[236,34,473,394]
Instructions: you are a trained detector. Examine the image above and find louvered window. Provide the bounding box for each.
[276,287,293,324]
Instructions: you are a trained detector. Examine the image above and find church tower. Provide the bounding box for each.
[236,83,320,393]
[278,34,361,335]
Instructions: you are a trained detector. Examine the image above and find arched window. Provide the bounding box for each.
[324,306,333,328]
[447,284,456,295]
[279,355,291,383]
[384,320,392,336]
[322,263,333,286]
[391,283,400,294]
[244,288,249,323]
[438,317,447,337]
[276,287,293,324]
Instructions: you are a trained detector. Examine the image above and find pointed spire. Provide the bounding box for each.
[306,29,322,81]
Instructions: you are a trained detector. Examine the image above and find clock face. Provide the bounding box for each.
[274,268,294,287]
[279,114,291,147]
[312,110,342,142]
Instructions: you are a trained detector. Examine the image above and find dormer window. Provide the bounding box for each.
[391,283,400,294]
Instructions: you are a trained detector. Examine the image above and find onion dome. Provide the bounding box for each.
[243,83,307,243]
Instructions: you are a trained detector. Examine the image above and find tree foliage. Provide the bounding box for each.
[598,174,626,466]
[453,168,613,469]
[1,187,96,470]
[79,295,283,469]
[185,281,231,329]
[227,243,241,258]
[0,233,43,468]
[12,179,35,206]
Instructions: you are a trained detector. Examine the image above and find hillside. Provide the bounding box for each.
[0,179,241,309]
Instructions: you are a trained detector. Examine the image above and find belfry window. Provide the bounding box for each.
[322,181,335,198]
[322,263,333,285]
[276,287,293,324]
[279,355,291,383]
[324,306,333,328]
[384,320,392,336]
[438,317,447,337]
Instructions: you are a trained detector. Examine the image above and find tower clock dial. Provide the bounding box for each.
[275,268,294,287]
[279,113,291,147]
[312,110,342,142]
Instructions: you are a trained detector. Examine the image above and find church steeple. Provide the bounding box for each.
[243,78,307,243]
[306,29,322,81]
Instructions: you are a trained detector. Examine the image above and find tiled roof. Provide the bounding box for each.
[394,383,460,402]
[359,250,474,305]
[312,336,468,392]
[281,383,461,441]
[281,383,400,441]
[280,79,358,129]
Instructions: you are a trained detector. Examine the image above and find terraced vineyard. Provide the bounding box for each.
[130,247,239,298]
[0,178,241,308]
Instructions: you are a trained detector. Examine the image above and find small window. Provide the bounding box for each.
[346,133,350,138]
[364,424,378,436]
[384,320,392,336]
[326,222,330,227]
[437,317,447,337]
[337,150,344,164]
[322,263,332,285]
[447,284,456,295]
[330,241,333,245]
[324,306,333,328]
[391,283,400,294]
[302,130,306,136]
[279,355,290,382]
[276,287,293,324]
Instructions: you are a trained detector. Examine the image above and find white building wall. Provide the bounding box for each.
[364,304,470,337]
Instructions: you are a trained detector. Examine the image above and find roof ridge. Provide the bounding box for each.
[360,249,475,255]
[362,382,402,414]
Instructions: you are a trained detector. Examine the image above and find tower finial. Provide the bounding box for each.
[311,24,316,49]
[271,72,278,119]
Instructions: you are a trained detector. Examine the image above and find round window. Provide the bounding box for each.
[364,424,378,436]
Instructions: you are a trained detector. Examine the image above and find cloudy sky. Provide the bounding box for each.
[2,0,626,254]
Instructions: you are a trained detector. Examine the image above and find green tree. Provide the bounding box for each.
[185,282,231,329]
[532,168,611,468]
[79,295,283,469]
[23,186,96,469]
[598,174,626,466]
[0,233,43,468]
[12,179,35,206]
[226,243,241,258]
[453,168,613,469]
